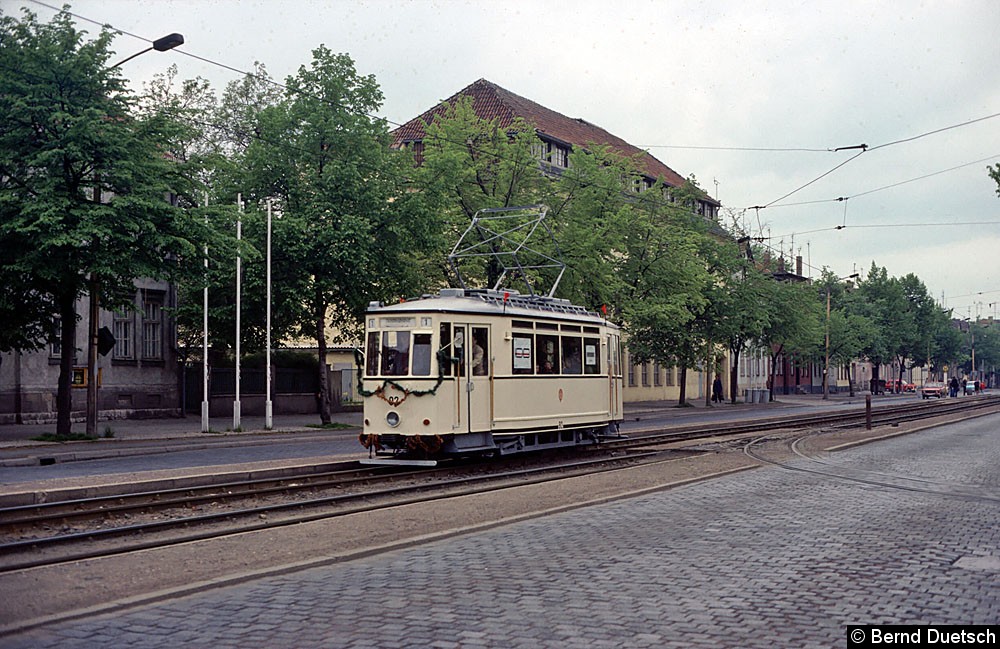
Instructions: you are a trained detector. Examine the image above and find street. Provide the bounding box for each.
[3,410,998,647]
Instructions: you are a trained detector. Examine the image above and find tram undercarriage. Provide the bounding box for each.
[360,423,624,466]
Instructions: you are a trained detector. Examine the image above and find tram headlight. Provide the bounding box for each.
[386,411,401,428]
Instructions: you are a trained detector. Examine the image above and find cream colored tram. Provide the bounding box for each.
[359,288,624,465]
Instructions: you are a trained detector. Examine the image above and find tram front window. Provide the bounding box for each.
[412,333,432,376]
[381,331,410,376]
[365,332,379,376]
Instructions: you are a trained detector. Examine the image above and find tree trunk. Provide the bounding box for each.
[705,345,712,407]
[315,296,332,424]
[678,364,688,406]
[768,344,783,402]
[56,292,77,436]
[729,349,740,405]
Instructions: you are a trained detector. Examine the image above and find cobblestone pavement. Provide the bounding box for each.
[4,415,1000,648]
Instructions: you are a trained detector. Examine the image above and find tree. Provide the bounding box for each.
[0,9,208,434]
[758,279,822,401]
[238,47,435,423]
[892,273,938,387]
[617,180,714,406]
[851,264,908,392]
[413,96,554,289]
[699,240,776,404]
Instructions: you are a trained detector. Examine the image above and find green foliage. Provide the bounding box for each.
[413,96,554,289]
[0,8,213,432]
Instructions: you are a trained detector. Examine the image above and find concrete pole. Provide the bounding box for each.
[201,193,210,432]
[234,194,242,431]
[265,198,273,430]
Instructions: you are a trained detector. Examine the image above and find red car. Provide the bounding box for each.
[920,382,947,399]
[885,379,915,393]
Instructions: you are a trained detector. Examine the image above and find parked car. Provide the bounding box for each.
[920,382,947,399]
[885,379,916,393]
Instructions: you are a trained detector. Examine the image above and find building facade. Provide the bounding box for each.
[0,279,181,424]
[392,79,723,404]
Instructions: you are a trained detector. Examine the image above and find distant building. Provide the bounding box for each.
[392,78,723,403]
[1,280,181,424]
[392,78,721,220]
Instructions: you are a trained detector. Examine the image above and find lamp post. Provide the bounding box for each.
[86,34,185,437]
[824,273,859,400]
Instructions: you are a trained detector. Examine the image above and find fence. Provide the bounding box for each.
[183,366,348,416]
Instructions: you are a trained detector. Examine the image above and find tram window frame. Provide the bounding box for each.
[381,330,411,376]
[439,323,452,376]
[537,334,560,374]
[512,334,533,375]
[453,326,466,378]
[561,336,582,374]
[512,320,534,330]
[471,327,489,376]
[583,337,601,374]
[536,321,558,331]
[365,332,380,376]
[412,332,432,376]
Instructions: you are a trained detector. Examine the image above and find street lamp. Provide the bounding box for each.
[110,34,184,68]
[824,273,859,400]
[86,33,185,437]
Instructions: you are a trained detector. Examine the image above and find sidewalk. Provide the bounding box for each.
[0,390,884,447]
[0,411,363,450]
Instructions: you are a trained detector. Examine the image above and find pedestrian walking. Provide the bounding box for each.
[712,375,723,403]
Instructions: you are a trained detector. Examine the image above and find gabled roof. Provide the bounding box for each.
[392,78,708,197]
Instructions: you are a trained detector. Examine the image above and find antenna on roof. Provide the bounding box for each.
[448,205,566,298]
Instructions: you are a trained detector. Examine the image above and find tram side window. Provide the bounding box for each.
[412,333,432,376]
[439,323,452,376]
[561,336,582,374]
[471,327,489,375]
[537,334,560,374]
[366,332,380,376]
[583,337,601,374]
[381,331,410,376]
[513,334,533,375]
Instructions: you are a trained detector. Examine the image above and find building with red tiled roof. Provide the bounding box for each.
[392,79,720,219]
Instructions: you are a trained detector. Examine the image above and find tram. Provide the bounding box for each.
[359,288,624,464]
[358,205,624,465]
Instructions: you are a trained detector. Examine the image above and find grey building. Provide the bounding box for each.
[0,279,181,425]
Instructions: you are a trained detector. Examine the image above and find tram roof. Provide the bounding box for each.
[367,288,616,327]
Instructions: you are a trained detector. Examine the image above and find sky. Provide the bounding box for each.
[10,0,1000,319]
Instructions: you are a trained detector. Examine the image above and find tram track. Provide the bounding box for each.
[2,396,997,574]
[0,449,690,573]
[742,398,1000,502]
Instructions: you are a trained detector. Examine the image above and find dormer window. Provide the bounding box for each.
[534,139,569,168]
[551,145,567,167]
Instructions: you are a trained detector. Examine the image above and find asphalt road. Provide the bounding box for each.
[0,394,917,487]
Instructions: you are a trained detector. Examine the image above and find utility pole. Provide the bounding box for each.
[86,34,185,437]
[824,273,859,400]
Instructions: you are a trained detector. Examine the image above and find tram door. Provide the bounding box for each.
[608,333,623,421]
[453,325,492,433]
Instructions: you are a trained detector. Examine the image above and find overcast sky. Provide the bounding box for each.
[12,0,1000,319]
